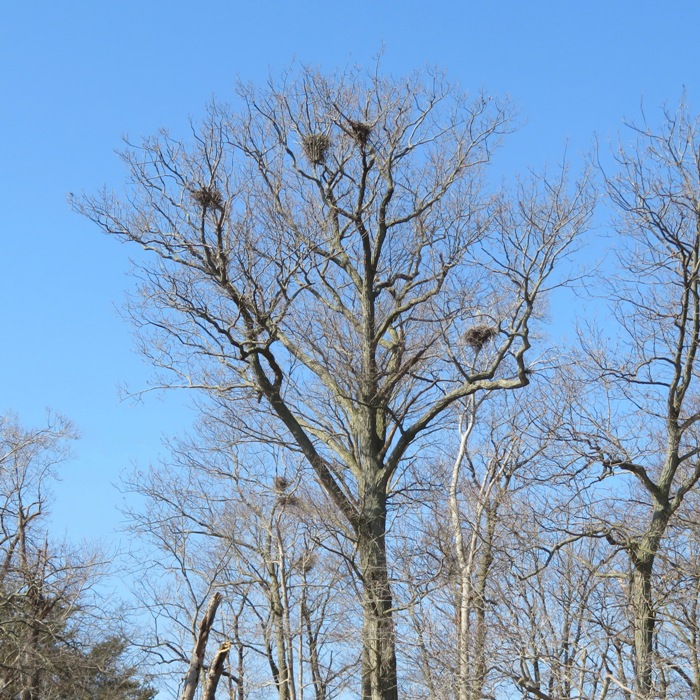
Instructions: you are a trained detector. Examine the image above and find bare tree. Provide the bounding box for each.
[0,412,153,700]
[446,387,561,700]
[126,425,356,700]
[628,489,700,700]
[494,503,623,700]
[394,374,592,700]
[566,99,700,699]
[75,63,592,700]
[179,591,233,700]
[0,412,78,699]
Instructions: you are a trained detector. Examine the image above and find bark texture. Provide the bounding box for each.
[181,592,223,700]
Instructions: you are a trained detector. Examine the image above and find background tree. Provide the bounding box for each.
[58,637,156,700]
[0,412,154,700]
[496,508,621,700]
[561,100,700,699]
[393,374,599,700]
[126,422,356,700]
[444,387,557,700]
[655,496,700,700]
[75,64,592,700]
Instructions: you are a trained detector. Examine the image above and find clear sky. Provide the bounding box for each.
[2,0,699,542]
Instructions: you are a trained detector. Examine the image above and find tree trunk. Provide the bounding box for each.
[448,412,498,700]
[230,612,245,700]
[631,557,655,700]
[202,642,232,700]
[357,489,398,700]
[277,530,297,700]
[268,560,292,700]
[449,424,472,700]
[181,592,223,700]
[302,593,326,700]
[470,506,495,700]
[628,506,672,700]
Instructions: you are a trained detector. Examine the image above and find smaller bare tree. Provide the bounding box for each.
[565,99,700,699]
[126,422,357,700]
[0,413,151,700]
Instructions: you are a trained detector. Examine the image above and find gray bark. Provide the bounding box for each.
[202,641,232,700]
[75,66,590,700]
[181,592,223,700]
[358,490,397,700]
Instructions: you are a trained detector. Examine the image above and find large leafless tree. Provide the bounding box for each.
[567,100,700,700]
[75,64,592,699]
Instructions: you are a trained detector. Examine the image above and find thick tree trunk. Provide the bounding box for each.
[631,558,655,700]
[357,490,398,700]
[628,506,672,700]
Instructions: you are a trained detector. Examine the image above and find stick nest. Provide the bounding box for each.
[464,324,498,350]
[299,553,317,574]
[274,476,299,507]
[348,120,372,146]
[277,494,300,508]
[302,133,331,164]
[274,476,290,492]
[191,186,224,211]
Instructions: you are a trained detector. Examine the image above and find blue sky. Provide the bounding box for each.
[2,0,700,542]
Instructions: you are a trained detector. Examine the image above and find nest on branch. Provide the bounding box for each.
[191,185,224,211]
[348,120,372,146]
[274,476,290,492]
[277,493,300,508]
[299,553,317,574]
[274,476,299,507]
[302,133,331,164]
[464,324,498,350]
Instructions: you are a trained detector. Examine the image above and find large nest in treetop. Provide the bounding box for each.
[191,185,224,211]
[273,475,290,492]
[348,120,372,146]
[464,324,498,350]
[299,553,317,574]
[302,133,331,164]
[277,493,300,508]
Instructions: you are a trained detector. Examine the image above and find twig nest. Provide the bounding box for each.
[277,493,300,508]
[348,120,372,146]
[302,133,331,164]
[299,553,317,574]
[274,476,299,506]
[273,475,290,492]
[191,186,224,211]
[464,324,498,350]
